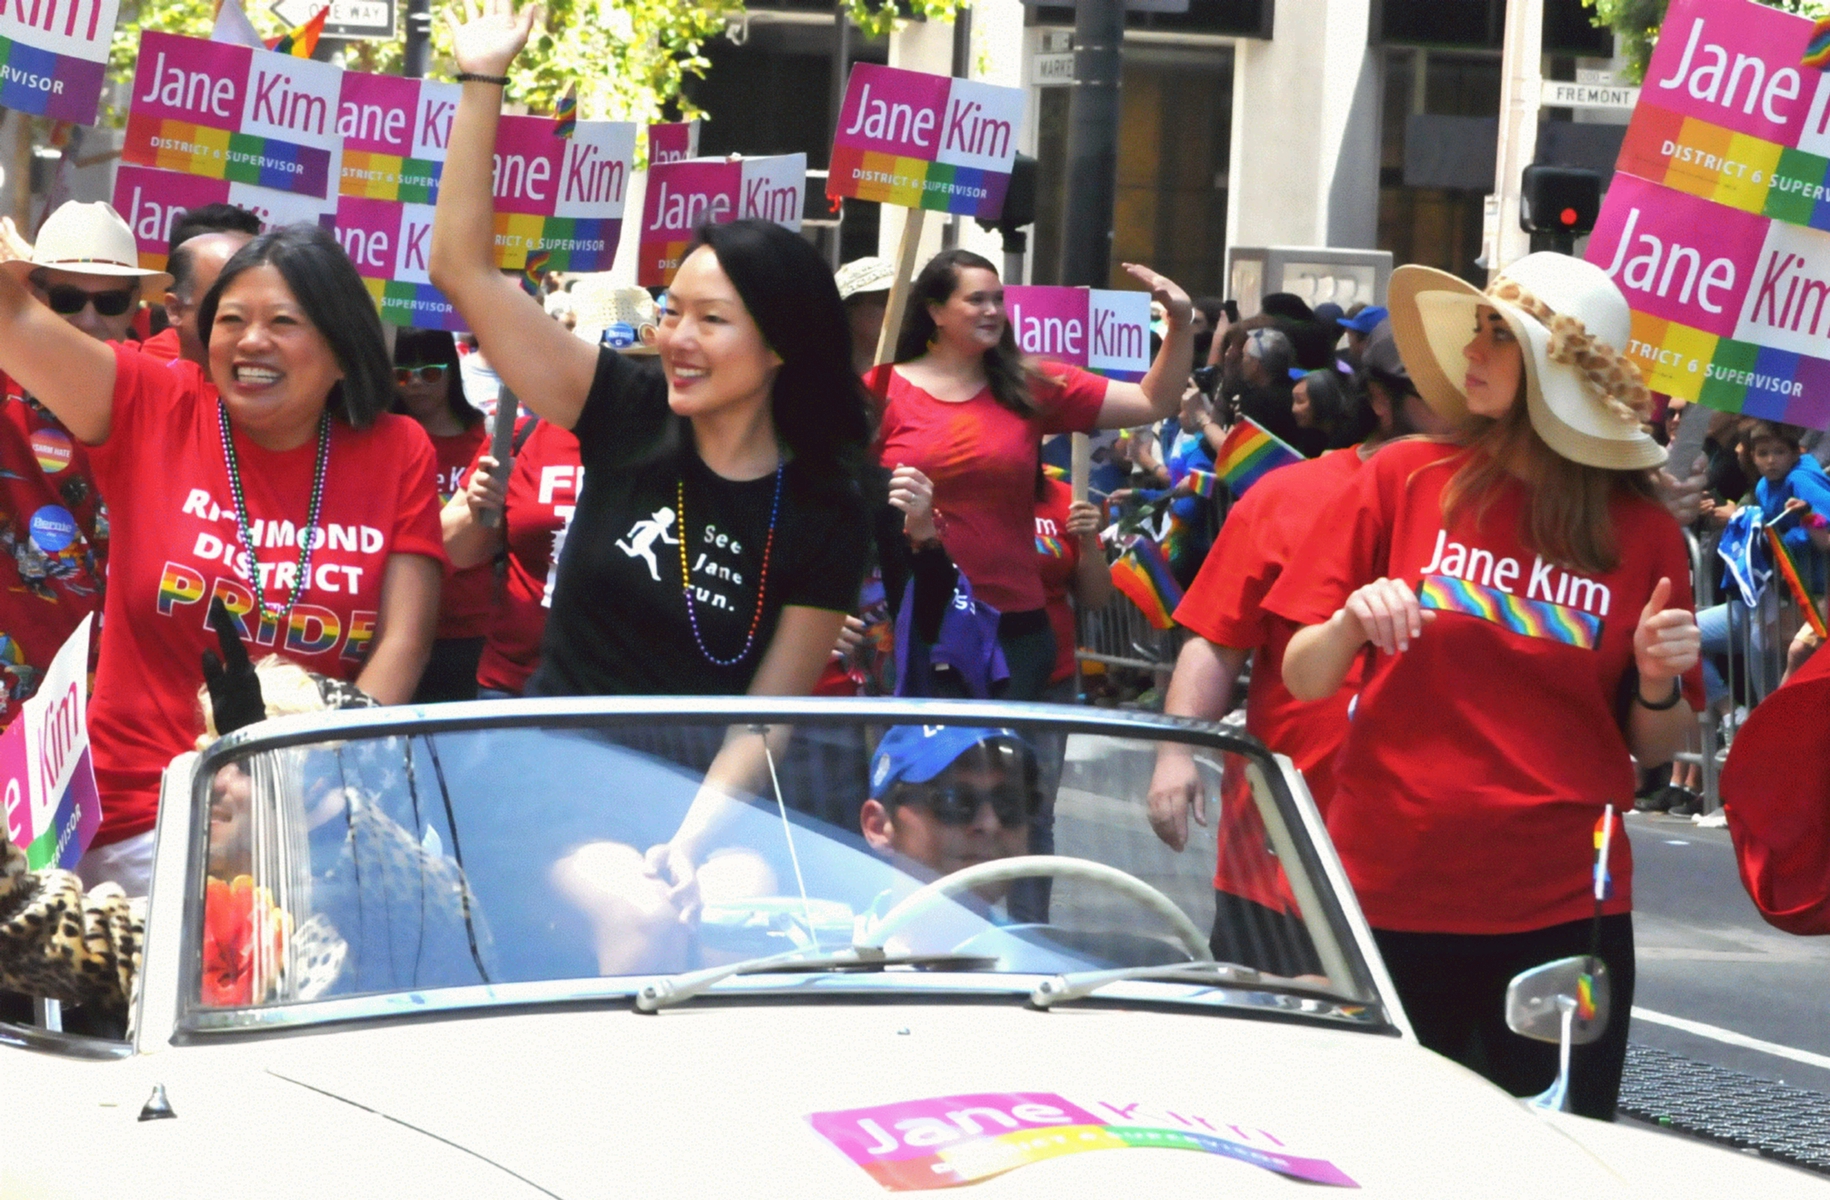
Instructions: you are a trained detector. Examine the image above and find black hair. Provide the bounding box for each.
[197,224,393,431]
[685,219,871,494]
[169,203,262,259]
[894,249,1036,416]
[1297,369,1348,433]
[391,327,479,429]
[1193,296,1224,327]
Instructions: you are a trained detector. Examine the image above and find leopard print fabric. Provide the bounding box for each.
[0,837,143,1016]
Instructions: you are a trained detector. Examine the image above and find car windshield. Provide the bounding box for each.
[181,701,1388,1031]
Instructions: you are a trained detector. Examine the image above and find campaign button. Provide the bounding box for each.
[28,506,77,553]
[29,429,71,474]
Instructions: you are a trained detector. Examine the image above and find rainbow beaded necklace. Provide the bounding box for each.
[675,464,783,667]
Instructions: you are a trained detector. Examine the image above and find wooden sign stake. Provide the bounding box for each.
[1070,432,1090,503]
[873,207,928,367]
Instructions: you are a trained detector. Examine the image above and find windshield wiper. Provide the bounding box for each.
[1029,961,1361,1009]
[635,946,997,1012]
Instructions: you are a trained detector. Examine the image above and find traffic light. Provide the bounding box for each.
[976,153,1038,252]
[1520,164,1601,235]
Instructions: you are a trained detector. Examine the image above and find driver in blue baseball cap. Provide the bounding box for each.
[859,726,1040,897]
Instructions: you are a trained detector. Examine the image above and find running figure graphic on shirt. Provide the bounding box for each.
[616,506,679,583]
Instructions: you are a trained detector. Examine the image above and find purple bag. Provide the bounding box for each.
[893,574,1009,699]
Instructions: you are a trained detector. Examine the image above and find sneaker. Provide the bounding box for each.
[1695,809,1728,828]
[1634,786,1673,813]
[1667,787,1702,818]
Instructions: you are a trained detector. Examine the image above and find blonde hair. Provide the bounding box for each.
[195,656,328,748]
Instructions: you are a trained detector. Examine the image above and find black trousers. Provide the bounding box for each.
[1211,890,1324,979]
[412,636,486,704]
[1373,913,1635,1120]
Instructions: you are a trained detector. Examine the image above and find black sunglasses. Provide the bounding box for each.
[394,364,449,385]
[891,780,1037,829]
[44,284,136,317]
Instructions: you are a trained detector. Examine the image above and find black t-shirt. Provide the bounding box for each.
[528,349,871,696]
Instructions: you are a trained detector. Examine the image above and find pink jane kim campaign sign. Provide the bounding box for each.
[827,63,1024,220]
[0,0,119,124]
[123,31,343,200]
[113,164,339,273]
[638,154,806,286]
[648,120,700,165]
[0,616,98,872]
[1004,287,1153,381]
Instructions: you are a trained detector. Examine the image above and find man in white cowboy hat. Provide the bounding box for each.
[0,201,172,729]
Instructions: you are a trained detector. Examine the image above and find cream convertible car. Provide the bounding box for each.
[2,698,1823,1198]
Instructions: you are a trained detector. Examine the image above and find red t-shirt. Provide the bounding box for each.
[139,326,182,364]
[1175,447,1365,911]
[1033,478,1083,685]
[1264,438,1705,935]
[0,377,109,727]
[87,346,445,845]
[474,418,582,696]
[868,363,1106,614]
[428,424,496,641]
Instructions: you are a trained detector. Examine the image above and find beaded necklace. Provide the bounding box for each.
[217,400,331,627]
[676,463,783,667]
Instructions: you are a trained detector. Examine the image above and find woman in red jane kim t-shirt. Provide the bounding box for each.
[393,327,496,702]
[0,225,444,897]
[867,248,1194,699]
[1271,254,1703,1120]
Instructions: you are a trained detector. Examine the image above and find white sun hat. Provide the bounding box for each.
[1388,253,1664,471]
[5,200,172,293]
[834,255,894,301]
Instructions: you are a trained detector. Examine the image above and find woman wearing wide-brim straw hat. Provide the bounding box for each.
[1267,252,1705,1119]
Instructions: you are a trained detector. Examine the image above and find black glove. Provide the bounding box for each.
[200,598,265,736]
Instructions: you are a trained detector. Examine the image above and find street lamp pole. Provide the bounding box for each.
[1060,0,1123,287]
[1489,0,1544,278]
[404,0,432,78]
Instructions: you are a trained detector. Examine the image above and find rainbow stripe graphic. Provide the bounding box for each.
[493,214,619,273]
[209,581,280,646]
[1766,524,1830,639]
[1618,102,1830,236]
[827,143,1010,218]
[359,277,465,332]
[1619,308,1830,430]
[342,611,377,662]
[1185,468,1218,499]
[123,113,333,198]
[553,84,578,139]
[341,151,442,203]
[1035,535,1064,557]
[1805,16,1830,68]
[1111,537,1182,630]
[156,561,205,616]
[1215,417,1304,497]
[1416,573,1603,651]
[284,606,341,656]
[0,36,107,124]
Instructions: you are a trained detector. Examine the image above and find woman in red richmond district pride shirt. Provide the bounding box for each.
[1271,254,1703,1121]
[0,226,444,897]
[867,248,1196,700]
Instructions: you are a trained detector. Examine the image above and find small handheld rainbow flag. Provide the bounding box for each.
[1592,804,1619,902]
[266,5,327,56]
[1110,536,1183,630]
[1806,15,1830,69]
[1184,468,1219,499]
[521,248,551,296]
[1575,969,1598,1022]
[1764,524,1830,639]
[553,84,578,139]
[1042,463,1068,482]
[1215,417,1304,497]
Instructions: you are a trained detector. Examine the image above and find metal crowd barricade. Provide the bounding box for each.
[1685,525,1828,812]
[1074,592,1186,698]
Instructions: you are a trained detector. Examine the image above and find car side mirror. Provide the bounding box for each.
[1506,955,1609,1045]
[1506,956,1609,1114]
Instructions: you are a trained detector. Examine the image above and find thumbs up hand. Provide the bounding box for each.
[1633,576,1700,695]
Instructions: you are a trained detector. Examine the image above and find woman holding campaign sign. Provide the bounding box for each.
[869,249,1195,700]
[0,221,445,897]
[1270,253,1703,1119]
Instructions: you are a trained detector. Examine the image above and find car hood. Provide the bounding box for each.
[224,1001,1824,1198]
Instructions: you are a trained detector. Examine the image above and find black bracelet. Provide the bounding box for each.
[456,72,510,86]
[1635,678,1684,710]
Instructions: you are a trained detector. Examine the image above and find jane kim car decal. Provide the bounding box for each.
[806,1092,1358,1190]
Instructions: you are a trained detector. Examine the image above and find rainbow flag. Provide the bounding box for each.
[1042,463,1067,482]
[1806,15,1830,69]
[1035,534,1064,557]
[553,84,578,139]
[522,247,551,296]
[1110,536,1182,630]
[1592,806,1619,902]
[1417,573,1603,651]
[266,5,327,56]
[1184,468,1219,499]
[1575,970,1598,1022]
[1215,417,1304,497]
[1765,524,1830,640]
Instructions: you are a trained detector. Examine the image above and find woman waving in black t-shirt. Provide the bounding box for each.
[432,1,872,941]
